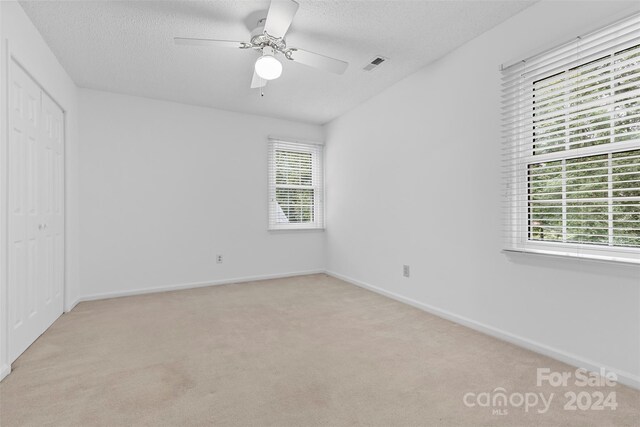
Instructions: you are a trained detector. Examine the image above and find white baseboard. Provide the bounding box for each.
[77,269,325,304]
[65,297,80,313]
[326,270,640,391]
[0,363,10,382]
[59,268,640,390]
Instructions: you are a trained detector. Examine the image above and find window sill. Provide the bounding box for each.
[268,227,325,232]
[502,248,640,266]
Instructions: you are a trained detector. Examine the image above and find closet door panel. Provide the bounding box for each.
[41,91,64,317]
[8,61,43,361]
[8,60,64,363]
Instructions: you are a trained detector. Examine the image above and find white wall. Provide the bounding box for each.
[0,0,80,381]
[325,1,640,388]
[78,89,325,299]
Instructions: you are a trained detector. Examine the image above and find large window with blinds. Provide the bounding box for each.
[502,14,640,263]
[268,138,324,230]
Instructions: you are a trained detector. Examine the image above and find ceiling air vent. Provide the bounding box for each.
[363,56,388,71]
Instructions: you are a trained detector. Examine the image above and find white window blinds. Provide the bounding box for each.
[268,138,324,230]
[502,13,640,263]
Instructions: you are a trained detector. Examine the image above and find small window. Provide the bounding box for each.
[268,139,324,230]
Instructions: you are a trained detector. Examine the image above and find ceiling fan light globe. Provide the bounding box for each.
[255,55,282,80]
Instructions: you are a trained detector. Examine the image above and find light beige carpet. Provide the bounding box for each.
[0,274,638,426]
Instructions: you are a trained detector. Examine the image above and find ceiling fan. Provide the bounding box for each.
[174,0,349,89]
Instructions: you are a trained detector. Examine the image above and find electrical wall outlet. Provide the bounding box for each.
[216,254,223,264]
[403,265,410,278]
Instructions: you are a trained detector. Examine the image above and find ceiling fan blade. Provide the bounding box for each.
[264,0,299,39]
[174,37,249,49]
[251,71,267,89]
[288,49,348,75]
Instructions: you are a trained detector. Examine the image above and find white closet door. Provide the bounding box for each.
[39,89,65,330]
[8,60,64,363]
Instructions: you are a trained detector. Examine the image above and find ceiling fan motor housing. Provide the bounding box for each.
[250,18,288,55]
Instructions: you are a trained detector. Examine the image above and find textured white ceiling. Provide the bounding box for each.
[21,0,535,124]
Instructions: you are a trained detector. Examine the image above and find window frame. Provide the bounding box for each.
[506,40,640,264]
[268,138,324,231]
